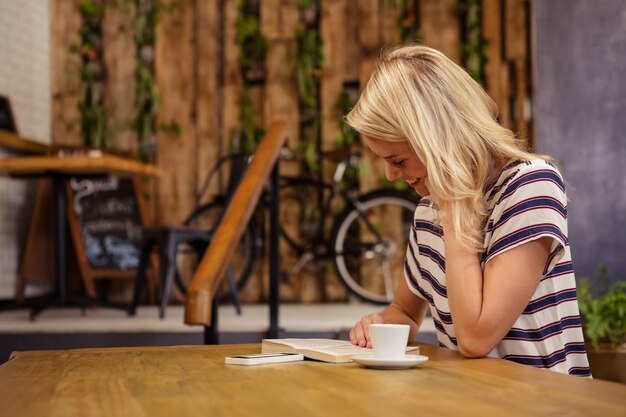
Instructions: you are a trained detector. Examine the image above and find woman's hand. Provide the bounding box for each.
[349,278,430,348]
[349,313,385,348]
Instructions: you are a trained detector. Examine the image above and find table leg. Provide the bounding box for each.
[29,178,67,319]
[29,176,125,320]
[268,163,280,339]
[54,177,67,303]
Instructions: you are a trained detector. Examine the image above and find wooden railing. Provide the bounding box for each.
[184,121,288,326]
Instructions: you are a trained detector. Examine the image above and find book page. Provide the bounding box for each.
[302,344,371,356]
[303,344,420,356]
[262,338,420,361]
[263,338,352,350]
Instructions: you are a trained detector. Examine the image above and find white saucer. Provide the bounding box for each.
[351,354,429,370]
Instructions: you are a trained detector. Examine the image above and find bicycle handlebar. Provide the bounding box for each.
[195,152,251,206]
[199,146,362,203]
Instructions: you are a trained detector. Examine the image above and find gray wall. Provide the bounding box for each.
[534,0,626,283]
[0,0,50,298]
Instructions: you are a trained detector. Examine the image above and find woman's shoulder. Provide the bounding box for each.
[503,159,561,176]
[414,196,439,220]
[492,159,565,205]
[505,159,565,189]
[487,159,565,208]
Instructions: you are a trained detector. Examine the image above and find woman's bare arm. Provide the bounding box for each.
[442,214,552,357]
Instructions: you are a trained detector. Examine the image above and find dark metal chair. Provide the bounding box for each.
[129,153,249,319]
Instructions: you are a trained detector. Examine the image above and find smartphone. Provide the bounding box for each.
[225,352,304,366]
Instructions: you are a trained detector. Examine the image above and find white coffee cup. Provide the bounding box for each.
[369,323,410,359]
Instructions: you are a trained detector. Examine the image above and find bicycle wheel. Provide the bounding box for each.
[331,190,418,304]
[176,198,260,303]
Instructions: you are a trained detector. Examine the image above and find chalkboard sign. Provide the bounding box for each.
[67,177,144,280]
[17,176,148,301]
[0,95,17,133]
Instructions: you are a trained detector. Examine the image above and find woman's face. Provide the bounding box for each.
[364,136,430,196]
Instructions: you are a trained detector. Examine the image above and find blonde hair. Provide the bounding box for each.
[346,44,550,251]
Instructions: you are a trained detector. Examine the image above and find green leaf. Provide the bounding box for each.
[578,271,626,350]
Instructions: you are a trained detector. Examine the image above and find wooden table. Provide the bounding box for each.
[0,130,49,154]
[0,154,162,177]
[1,344,625,417]
[0,154,161,317]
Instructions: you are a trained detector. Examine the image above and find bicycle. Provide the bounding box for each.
[177,148,420,305]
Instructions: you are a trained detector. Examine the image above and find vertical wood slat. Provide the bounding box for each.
[321,0,348,151]
[357,0,384,194]
[221,0,242,160]
[506,0,530,142]
[319,0,354,302]
[483,0,531,142]
[166,0,223,303]
[102,4,136,154]
[194,0,219,196]
[482,0,506,125]
[381,0,401,45]
[155,1,196,226]
[343,0,361,82]
[498,59,511,130]
[357,0,382,80]
[527,0,537,150]
[261,0,298,148]
[261,0,300,302]
[420,0,461,63]
[51,0,82,146]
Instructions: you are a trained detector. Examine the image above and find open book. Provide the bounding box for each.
[261,338,420,364]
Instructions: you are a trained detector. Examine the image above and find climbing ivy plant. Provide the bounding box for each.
[391,0,421,42]
[459,0,487,85]
[73,0,181,154]
[118,0,182,159]
[295,0,324,176]
[235,0,268,153]
[387,0,486,84]
[132,0,181,160]
[73,0,109,148]
[334,90,358,149]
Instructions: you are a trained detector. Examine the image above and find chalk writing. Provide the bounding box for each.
[71,177,120,215]
[82,231,109,267]
[69,177,142,270]
[104,236,139,270]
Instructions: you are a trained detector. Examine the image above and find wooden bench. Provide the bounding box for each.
[184,121,288,330]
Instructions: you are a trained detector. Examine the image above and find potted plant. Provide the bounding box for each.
[577,266,626,382]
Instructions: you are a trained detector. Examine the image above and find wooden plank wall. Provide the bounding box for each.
[102,4,136,154]
[50,0,532,303]
[483,0,533,148]
[51,0,82,148]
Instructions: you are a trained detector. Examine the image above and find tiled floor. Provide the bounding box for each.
[0,303,436,363]
[0,303,385,333]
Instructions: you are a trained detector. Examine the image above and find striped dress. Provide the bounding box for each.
[405,159,591,377]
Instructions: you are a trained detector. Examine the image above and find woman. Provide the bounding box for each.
[347,44,590,377]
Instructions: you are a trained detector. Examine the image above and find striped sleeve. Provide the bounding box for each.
[484,163,568,275]
[404,205,429,301]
